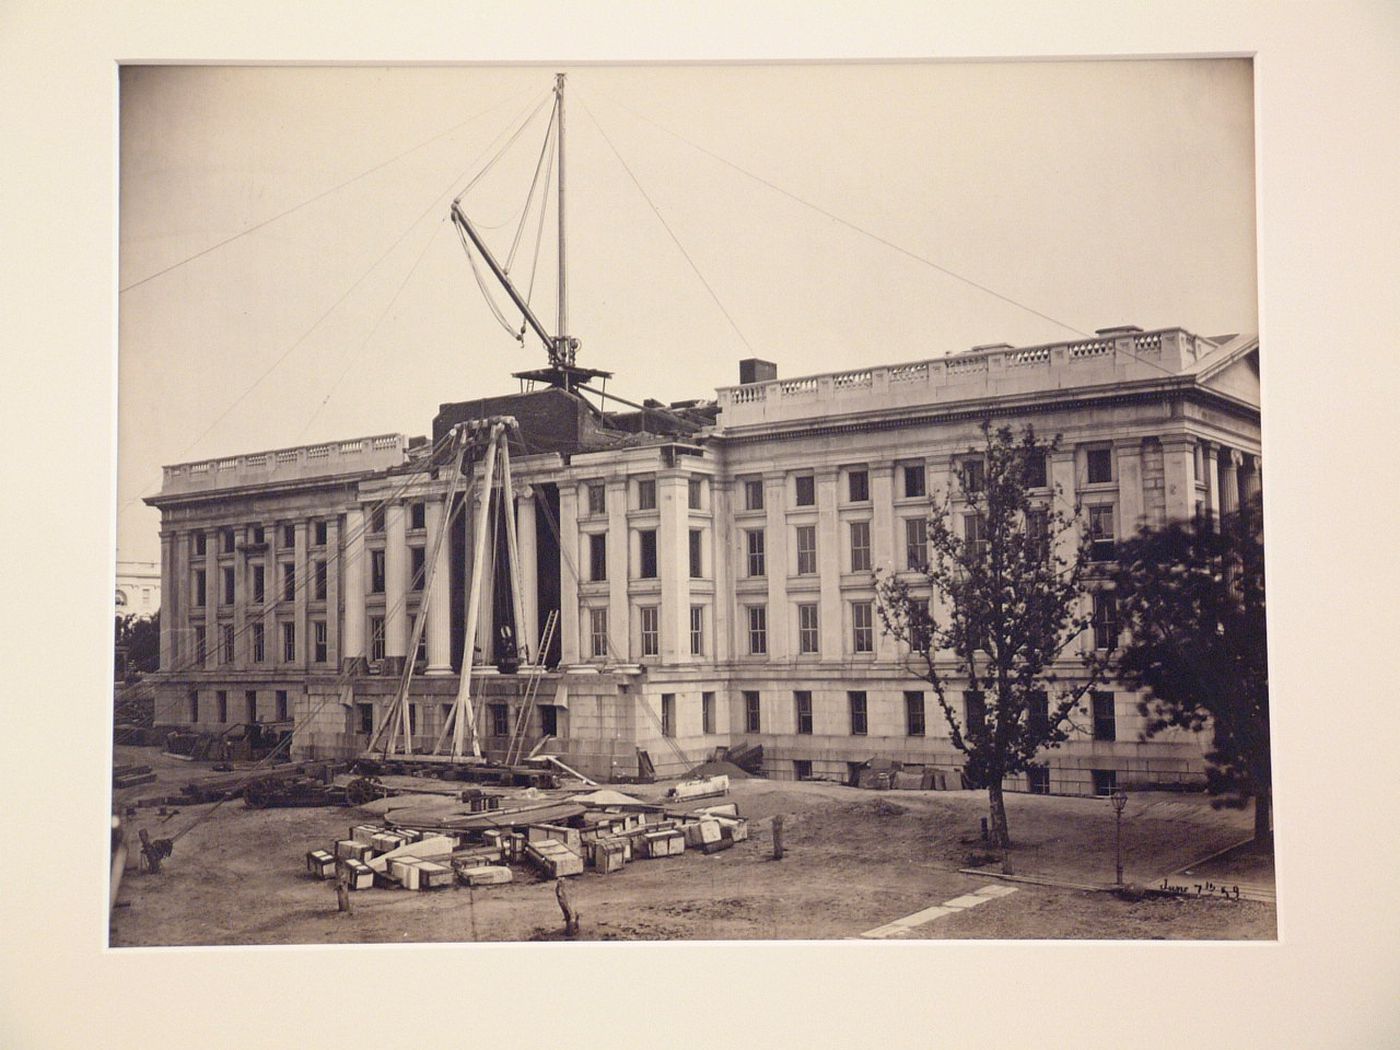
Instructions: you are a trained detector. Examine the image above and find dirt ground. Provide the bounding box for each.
[109,746,1275,945]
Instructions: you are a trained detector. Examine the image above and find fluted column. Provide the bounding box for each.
[342,506,366,666]
[424,499,453,674]
[385,503,407,658]
[1241,454,1262,504]
[558,483,580,664]
[159,531,176,669]
[1204,441,1222,523]
[515,486,539,663]
[1222,448,1243,515]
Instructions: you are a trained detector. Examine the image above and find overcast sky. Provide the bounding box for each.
[118,59,1257,565]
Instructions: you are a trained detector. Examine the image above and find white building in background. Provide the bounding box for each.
[143,325,1261,795]
[115,559,161,617]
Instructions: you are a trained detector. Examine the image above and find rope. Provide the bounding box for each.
[505,97,559,273]
[579,96,758,357]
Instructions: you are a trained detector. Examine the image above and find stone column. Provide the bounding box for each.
[1114,438,1145,537]
[1241,454,1262,504]
[606,478,630,660]
[1160,435,1196,524]
[473,493,496,662]
[425,498,452,674]
[342,506,366,666]
[204,531,218,670]
[763,472,789,660]
[384,503,407,659]
[159,530,176,670]
[816,468,842,658]
[558,482,580,664]
[515,485,539,663]
[293,520,309,669]
[869,462,898,661]
[232,524,248,668]
[657,471,690,663]
[325,515,340,669]
[1049,450,1078,562]
[711,479,733,663]
[1203,441,1222,523]
[1222,448,1243,516]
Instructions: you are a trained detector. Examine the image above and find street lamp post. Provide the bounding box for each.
[1111,788,1128,887]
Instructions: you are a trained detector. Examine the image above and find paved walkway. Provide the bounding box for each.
[858,883,1020,939]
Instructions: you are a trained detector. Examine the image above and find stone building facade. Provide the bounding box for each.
[144,325,1261,794]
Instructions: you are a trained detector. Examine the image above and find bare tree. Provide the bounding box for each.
[875,421,1108,848]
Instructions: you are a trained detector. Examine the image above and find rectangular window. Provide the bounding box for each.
[905,517,928,570]
[689,529,704,579]
[282,622,296,662]
[314,519,329,546]
[188,691,199,722]
[282,563,296,602]
[640,606,659,657]
[965,690,986,734]
[221,623,234,663]
[587,482,606,516]
[276,689,289,722]
[1027,508,1050,562]
[849,521,871,572]
[747,606,768,655]
[281,523,295,548]
[798,603,820,654]
[251,622,265,663]
[746,529,766,577]
[1024,450,1048,489]
[794,475,815,506]
[1092,691,1117,741]
[1087,447,1114,485]
[194,625,206,663]
[412,615,426,665]
[852,601,874,653]
[638,529,658,579]
[222,566,235,605]
[410,547,425,591]
[245,690,258,723]
[661,694,675,737]
[489,703,510,738]
[370,506,385,533]
[848,691,868,736]
[370,549,386,593]
[251,524,265,545]
[369,617,385,661]
[744,479,764,511]
[409,502,425,531]
[219,529,233,554]
[216,690,228,724]
[964,513,987,559]
[793,759,812,781]
[795,525,817,575]
[847,469,869,503]
[407,705,418,737]
[689,605,704,656]
[1089,505,1116,562]
[314,560,328,600]
[193,569,206,608]
[1092,769,1118,797]
[961,458,985,494]
[1027,765,1051,795]
[1093,592,1119,650]
[905,691,926,736]
[637,479,657,511]
[313,621,327,664]
[701,692,715,735]
[688,477,703,510]
[904,464,926,498]
[358,703,374,735]
[744,691,761,733]
[589,533,607,582]
[193,531,207,556]
[589,607,609,659]
[252,564,265,604]
[1027,689,1050,738]
[794,691,813,735]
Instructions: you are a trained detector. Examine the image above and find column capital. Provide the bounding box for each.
[514,483,536,502]
[1228,448,1245,468]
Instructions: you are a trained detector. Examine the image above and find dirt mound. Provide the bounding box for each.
[687,759,752,779]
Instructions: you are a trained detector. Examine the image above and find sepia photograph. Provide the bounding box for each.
[109,59,1272,946]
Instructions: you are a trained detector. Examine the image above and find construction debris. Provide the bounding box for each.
[665,774,729,802]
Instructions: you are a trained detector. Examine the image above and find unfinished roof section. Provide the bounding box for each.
[154,434,410,500]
